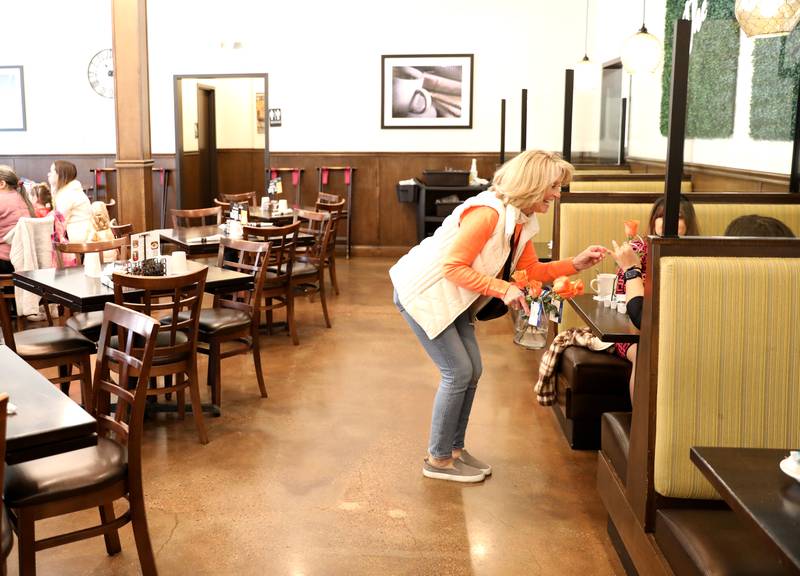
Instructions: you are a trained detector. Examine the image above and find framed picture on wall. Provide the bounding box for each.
[0,66,26,131]
[256,92,265,134]
[381,54,473,129]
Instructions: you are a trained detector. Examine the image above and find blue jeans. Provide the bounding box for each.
[394,291,482,460]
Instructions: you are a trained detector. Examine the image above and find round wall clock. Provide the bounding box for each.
[88,49,114,98]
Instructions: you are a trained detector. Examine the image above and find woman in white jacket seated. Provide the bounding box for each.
[48,160,92,242]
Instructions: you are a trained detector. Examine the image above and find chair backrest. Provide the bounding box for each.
[315,198,346,252]
[214,237,271,316]
[54,237,129,268]
[170,206,223,228]
[317,192,339,204]
[111,223,133,239]
[92,302,159,472]
[626,236,800,528]
[213,198,231,210]
[295,209,332,264]
[243,221,300,284]
[221,191,257,207]
[0,275,17,350]
[112,267,208,364]
[570,180,693,192]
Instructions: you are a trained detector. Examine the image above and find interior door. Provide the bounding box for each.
[197,85,217,207]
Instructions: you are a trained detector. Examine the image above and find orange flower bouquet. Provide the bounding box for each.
[512,271,584,324]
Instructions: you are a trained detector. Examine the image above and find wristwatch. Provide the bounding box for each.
[623,267,643,282]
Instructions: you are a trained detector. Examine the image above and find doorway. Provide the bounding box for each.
[197,85,217,208]
[598,60,625,164]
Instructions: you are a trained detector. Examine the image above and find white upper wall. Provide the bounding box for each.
[593,0,793,174]
[1,0,588,156]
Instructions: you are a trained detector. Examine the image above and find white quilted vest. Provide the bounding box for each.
[390,190,539,339]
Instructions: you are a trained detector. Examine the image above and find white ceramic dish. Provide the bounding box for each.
[779,456,800,482]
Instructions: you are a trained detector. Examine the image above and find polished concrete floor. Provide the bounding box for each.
[8,257,623,575]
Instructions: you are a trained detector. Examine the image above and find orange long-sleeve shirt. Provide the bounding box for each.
[442,206,577,298]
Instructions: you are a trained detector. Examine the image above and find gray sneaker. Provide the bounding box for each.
[422,458,485,483]
[457,450,491,476]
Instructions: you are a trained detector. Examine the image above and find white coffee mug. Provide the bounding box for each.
[84,252,102,278]
[392,67,432,117]
[277,199,288,212]
[171,251,187,274]
[590,273,616,299]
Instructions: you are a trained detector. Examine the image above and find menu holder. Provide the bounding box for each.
[130,231,161,263]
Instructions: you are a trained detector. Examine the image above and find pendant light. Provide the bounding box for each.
[735,0,800,37]
[621,0,664,75]
[575,0,602,91]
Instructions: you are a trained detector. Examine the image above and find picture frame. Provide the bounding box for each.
[0,66,26,131]
[381,54,473,129]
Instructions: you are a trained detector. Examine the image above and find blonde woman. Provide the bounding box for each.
[48,160,92,242]
[390,150,607,483]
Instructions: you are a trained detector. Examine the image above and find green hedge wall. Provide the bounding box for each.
[660,0,739,138]
[750,30,800,141]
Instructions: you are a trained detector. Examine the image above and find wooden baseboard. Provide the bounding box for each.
[596,452,674,576]
[350,245,409,257]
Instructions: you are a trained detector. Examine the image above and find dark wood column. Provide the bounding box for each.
[111,0,153,233]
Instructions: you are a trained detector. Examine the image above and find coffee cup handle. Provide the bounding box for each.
[590,278,599,293]
[409,88,432,114]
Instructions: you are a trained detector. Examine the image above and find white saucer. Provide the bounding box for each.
[779,456,800,482]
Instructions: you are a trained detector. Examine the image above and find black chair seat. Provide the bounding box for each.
[4,438,126,508]
[1,506,12,560]
[65,311,104,341]
[161,309,251,336]
[111,331,189,365]
[269,262,318,277]
[655,508,794,576]
[14,327,97,360]
[600,412,631,482]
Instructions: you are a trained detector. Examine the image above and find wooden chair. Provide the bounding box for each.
[54,237,129,269]
[314,198,346,295]
[291,210,334,329]
[0,276,95,406]
[317,192,340,204]
[213,198,231,210]
[0,392,12,575]
[4,303,160,576]
[55,237,130,343]
[170,206,222,228]
[221,191,257,207]
[192,237,272,404]
[111,222,133,239]
[113,267,210,444]
[244,222,301,345]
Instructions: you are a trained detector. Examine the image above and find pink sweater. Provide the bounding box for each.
[0,191,31,261]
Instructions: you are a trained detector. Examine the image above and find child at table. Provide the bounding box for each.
[32,183,52,218]
[88,201,118,262]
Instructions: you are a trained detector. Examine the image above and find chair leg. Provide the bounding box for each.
[129,490,158,576]
[187,365,209,444]
[99,502,122,555]
[318,272,332,328]
[79,356,93,408]
[16,508,36,576]
[329,254,340,295]
[58,365,71,396]
[265,298,273,335]
[214,344,222,407]
[176,378,185,420]
[251,329,267,398]
[287,291,299,346]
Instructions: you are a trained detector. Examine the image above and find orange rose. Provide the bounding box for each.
[512,270,528,287]
[573,279,585,296]
[552,276,570,294]
[529,280,543,298]
[624,220,639,239]
[552,276,582,300]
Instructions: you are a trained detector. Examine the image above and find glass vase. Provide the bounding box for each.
[513,308,548,350]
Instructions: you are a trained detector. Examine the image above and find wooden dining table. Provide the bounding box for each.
[0,345,97,465]
[13,259,252,314]
[691,447,800,572]
[568,293,639,343]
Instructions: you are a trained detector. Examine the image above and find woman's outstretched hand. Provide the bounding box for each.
[503,285,530,315]
[572,245,608,271]
[610,240,641,271]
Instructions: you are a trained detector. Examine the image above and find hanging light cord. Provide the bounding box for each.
[640,0,648,33]
[583,0,590,59]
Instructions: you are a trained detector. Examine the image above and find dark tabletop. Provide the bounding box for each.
[568,293,639,343]
[160,225,225,255]
[691,447,800,572]
[246,207,296,224]
[13,260,252,313]
[1,345,97,464]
